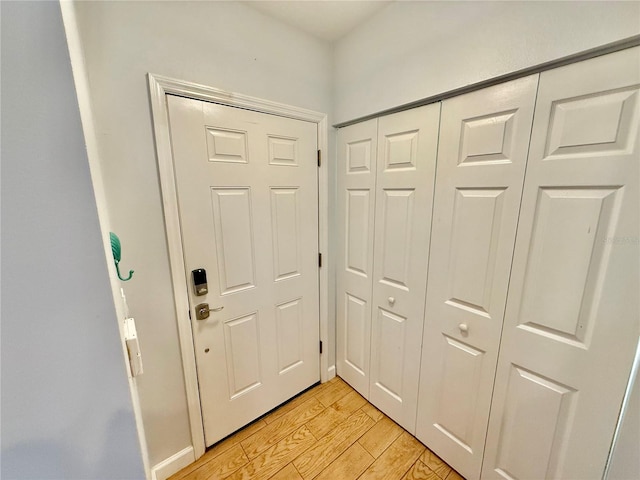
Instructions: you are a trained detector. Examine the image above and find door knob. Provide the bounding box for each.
[195,303,223,320]
[388,297,396,306]
[458,323,469,334]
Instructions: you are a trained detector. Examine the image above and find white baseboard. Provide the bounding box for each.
[151,446,195,480]
[327,365,336,380]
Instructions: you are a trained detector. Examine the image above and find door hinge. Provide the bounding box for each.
[188,310,191,320]
[318,253,322,268]
[319,340,323,354]
[317,150,321,167]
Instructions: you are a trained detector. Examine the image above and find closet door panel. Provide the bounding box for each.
[337,119,378,397]
[482,46,640,480]
[370,105,439,432]
[416,76,538,480]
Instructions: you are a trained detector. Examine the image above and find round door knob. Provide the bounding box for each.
[388,297,396,305]
[459,323,469,334]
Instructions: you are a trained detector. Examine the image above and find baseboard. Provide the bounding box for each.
[151,446,195,480]
[327,365,336,380]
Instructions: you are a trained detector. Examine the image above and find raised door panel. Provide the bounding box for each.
[446,188,506,317]
[346,189,371,277]
[492,366,575,480]
[211,188,257,295]
[206,127,249,164]
[432,336,485,454]
[370,104,440,431]
[483,47,640,480]
[270,188,301,282]
[518,187,621,346]
[337,119,378,397]
[416,76,539,480]
[378,189,414,290]
[224,312,262,399]
[268,135,298,166]
[275,298,304,374]
[344,294,368,375]
[373,308,407,402]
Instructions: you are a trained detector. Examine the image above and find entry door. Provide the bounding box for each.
[482,46,640,480]
[416,76,538,480]
[167,95,320,446]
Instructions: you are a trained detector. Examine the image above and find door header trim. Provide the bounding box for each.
[149,74,326,123]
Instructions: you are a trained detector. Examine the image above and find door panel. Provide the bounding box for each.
[416,76,538,480]
[482,47,640,480]
[270,188,301,281]
[447,188,506,314]
[168,95,319,446]
[378,189,414,289]
[374,307,407,400]
[345,293,367,375]
[337,120,378,396]
[346,189,371,276]
[518,187,621,344]
[275,298,303,374]
[493,366,575,480]
[436,335,484,450]
[224,312,262,398]
[211,187,256,294]
[370,105,440,431]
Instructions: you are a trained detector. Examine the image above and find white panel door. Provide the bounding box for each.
[482,47,640,480]
[369,105,440,432]
[416,76,538,480]
[336,119,378,397]
[167,95,320,446]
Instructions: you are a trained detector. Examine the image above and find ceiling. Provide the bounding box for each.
[243,1,393,42]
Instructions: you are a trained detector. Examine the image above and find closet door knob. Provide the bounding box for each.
[458,323,469,334]
[388,297,396,305]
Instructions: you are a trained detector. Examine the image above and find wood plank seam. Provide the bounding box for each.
[169,377,464,480]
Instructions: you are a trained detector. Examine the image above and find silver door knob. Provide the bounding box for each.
[458,323,469,334]
[195,303,224,320]
[388,297,396,306]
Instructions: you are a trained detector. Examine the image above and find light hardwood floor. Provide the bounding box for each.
[170,377,464,480]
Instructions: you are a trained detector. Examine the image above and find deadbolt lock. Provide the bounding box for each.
[195,303,224,320]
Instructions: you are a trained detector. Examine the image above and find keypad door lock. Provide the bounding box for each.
[195,303,224,320]
[192,268,208,296]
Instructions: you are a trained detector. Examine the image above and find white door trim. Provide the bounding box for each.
[147,73,330,459]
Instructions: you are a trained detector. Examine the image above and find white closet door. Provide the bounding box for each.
[416,76,538,480]
[370,105,440,432]
[482,47,640,480]
[336,119,378,396]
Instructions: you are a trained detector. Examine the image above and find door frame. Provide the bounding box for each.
[147,73,331,459]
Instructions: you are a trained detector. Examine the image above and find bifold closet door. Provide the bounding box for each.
[416,76,538,480]
[336,119,378,396]
[337,105,440,432]
[370,105,439,431]
[482,47,640,480]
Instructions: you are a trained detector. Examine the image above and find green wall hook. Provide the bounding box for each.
[110,232,134,281]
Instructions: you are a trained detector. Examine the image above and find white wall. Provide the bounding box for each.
[333,1,640,124]
[0,2,144,479]
[72,0,333,467]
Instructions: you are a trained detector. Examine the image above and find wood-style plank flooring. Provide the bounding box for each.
[170,377,464,480]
